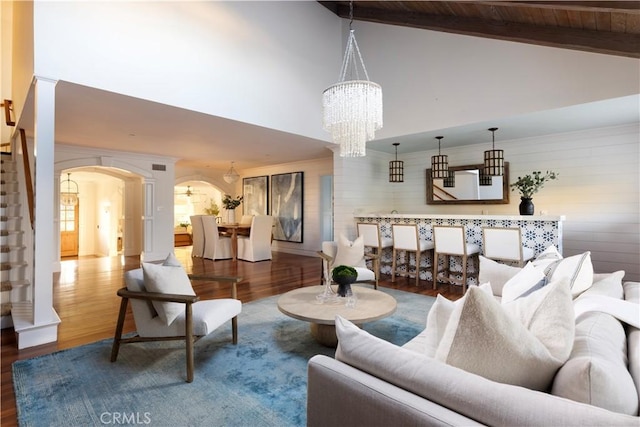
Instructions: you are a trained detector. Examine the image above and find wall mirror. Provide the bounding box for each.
[426,163,510,205]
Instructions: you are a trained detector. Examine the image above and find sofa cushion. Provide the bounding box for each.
[552,311,639,415]
[585,271,625,299]
[141,261,195,325]
[434,279,574,390]
[333,234,366,269]
[624,282,640,411]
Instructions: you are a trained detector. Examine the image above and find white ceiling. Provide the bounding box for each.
[18,81,639,169]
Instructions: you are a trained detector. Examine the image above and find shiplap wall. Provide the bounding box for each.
[334,124,639,281]
[227,157,333,258]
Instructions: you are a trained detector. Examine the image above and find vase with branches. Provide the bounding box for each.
[222,194,243,223]
[510,171,558,215]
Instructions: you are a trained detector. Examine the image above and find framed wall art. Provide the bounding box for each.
[243,175,269,216]
[271,171,303,243]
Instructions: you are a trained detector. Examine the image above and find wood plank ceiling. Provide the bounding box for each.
[318,1,640,58]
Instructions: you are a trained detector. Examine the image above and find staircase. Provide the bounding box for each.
[0,153,30,329]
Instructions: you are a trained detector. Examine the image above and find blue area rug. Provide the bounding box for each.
[13,287,434,426]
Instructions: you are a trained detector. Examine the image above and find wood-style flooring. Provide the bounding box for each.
[1,248,462,427]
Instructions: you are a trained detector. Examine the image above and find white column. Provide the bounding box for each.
[32,76,58,326]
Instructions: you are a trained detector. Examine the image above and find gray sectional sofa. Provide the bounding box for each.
[307,273,639,426]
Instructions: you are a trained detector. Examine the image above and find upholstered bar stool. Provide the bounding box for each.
[357,222,393,278]
[433,225,480,293]
[482,227,534,267]
[391,224,434,286]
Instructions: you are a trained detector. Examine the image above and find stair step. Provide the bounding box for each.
[0,261,27,271]
[1,279,29,289]
[1,303,11,317]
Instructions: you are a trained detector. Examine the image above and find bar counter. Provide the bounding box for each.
[355,213,565,283]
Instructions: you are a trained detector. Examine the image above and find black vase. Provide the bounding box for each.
[334,276,357,297]
[519,197,534,215]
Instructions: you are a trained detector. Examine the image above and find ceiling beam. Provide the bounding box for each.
[320,2,640,58]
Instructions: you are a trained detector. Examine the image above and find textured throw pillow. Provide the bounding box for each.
[478,256,522,297]
[552,311,639,415]
[332,234,366,268]
[142,262,195,325]
[500,262,546,304]
[423,283,493,357]
[435,280,574,391]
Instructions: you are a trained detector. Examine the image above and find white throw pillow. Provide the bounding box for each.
[332,235,366,268]
[478,256,522,297]
[163,252,182,267]
[537,251,593,298]
[500,262,546,304]
[142,262,195,325]
[532,245,563,267]
[434,280,574,391]
[423,283,493,357]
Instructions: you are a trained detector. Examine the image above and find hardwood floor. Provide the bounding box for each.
[1,248,461,427]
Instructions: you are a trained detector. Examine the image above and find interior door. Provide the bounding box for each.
[60,201,79,257]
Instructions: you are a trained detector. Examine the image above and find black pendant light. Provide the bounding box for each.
[389,143,404,183]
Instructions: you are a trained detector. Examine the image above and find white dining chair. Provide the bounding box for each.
[237,215,274,262]
[189,215,205,258]
[391,224,434,286]
[482,227,534,267]
[357,222,393,278]
[201,215,233,260]
[433,225,480,293]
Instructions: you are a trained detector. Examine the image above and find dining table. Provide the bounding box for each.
[218,223,251,261]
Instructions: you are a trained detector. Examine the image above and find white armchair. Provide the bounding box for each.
[110,255,242,382]
[319,236,378,290]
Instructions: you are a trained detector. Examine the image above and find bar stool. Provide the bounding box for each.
[482,227,534,267]
[433,225,480,293]
[357,222,393,278]
[391,224,434,286]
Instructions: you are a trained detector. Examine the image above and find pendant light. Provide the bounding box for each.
[322,0,383,157]
[389,143,404,183]
[223,161,240,184]
[60,173,79,206]
[483,127,504,176]
[431,136,449,179]
[443,170,456,188]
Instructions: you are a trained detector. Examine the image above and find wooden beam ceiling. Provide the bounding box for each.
[319,1,640,58]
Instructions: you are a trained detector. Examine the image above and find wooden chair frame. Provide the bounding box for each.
[433,226,479,294]
[111,274,242,383]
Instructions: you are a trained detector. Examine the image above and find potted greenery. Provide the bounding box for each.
[332,265,358,297]
[178,221,190,232]
[222,194,243,223]
[510,170,558,215]
[203,199,220,216]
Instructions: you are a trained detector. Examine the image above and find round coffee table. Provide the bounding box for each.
[277,285,397,347]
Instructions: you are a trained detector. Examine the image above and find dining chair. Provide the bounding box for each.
[390,224,434,286]
[189,215,205,258]
[237,215,274,262]
[482,227,534,267]
[201,215,233,260]
[433,225,480,293]
[357,222,393,278]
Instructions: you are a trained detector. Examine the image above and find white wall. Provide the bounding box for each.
[33,1,341,141]
[355,21,640,139]
[336,124,640,281]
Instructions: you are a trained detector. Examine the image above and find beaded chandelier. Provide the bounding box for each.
[322,3,382,157]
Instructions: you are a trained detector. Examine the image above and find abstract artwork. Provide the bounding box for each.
[243,176,268,216]
[271,172,303,243]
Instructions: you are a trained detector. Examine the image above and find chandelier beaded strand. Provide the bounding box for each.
[322,1,383,157]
